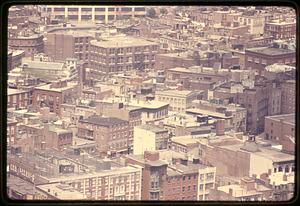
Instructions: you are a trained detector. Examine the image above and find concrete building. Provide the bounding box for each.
[265,19,296,40]
[8,149,142,200]
[78,115,130,156]
[133,124,168,155]
[38,5,146,24]
[45,30,94,61]
[209,176,273,201]
[245,47,295,75]
[281,80,295,114]
[8,32,44,57]
[264,114,295,154]
[8,88,30,109]
[238,15,265,35]
[89,36,159,78]
[155,90,203,112]
[7,119,18,149]
[32,80,78,115]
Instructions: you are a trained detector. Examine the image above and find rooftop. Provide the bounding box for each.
[21,59,64,71]
[155,89,202,97]
[79,115,127,126]
[217,184,262,198]
[138,124,167,133]
[246,47,295,56]
[35,82,77,92]
[7,88,27,95]
[36,183,85,200]
[90,36,158,48]
[265,113,295,125]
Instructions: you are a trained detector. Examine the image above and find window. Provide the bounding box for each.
[82,8,92,12]
[95,7,105,12]
[68,8,79,12]
[54,8,65,12]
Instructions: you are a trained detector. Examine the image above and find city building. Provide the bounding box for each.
[264,114,295,154]
[133,124,168,155]
[7,88,29,109]
[245,47,295,75]
[281,80,295,114]
[45,29,94,61]
[155,90,203,112]
[78,115,130,156]
[32,81,78,115]
[89,36,159,78]
[38,5,146,24]
[265,19,296,40]
[8,31,44,57]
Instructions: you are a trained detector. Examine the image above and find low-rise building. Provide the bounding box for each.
[133,124,168,155]
[264,114,295,154]
[155,90,203,112]
[78,115,130,156]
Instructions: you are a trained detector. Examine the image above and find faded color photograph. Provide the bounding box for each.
[7,5,296,201]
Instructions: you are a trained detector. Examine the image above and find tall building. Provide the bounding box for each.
[89,36,159,78]
[78,115,130,156]
[38,5,146,24]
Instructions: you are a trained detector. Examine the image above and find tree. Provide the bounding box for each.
[146,8,156,18]
[160,8,168,16]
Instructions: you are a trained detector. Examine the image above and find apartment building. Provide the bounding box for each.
[38,5,146,24]
[8,150,142,200]
[265,19,296,40]
[45,29,94,61]
[281,80,295,114]
[8,32,44,57]
[32,80,78,115]
[155,90,203,112]
[238,15,265,35]
[264,114,295,154]
[78,115,130,156]
[7,88,29,109]
[133,124,169,155]
[245,47,295,75]
[89,36,159,78]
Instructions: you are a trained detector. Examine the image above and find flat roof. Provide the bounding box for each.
[246,47,295,56]
[171,135,200,146]
[90,36,158,48]
[186,108,230,119]
[21,60,64,71]
[7,88,27,95]
[155,89,202,97]
[36,183,85,200]
[217,184,262,198]
[138,124,167,133]
[265,113,295,125]
[35,82,77,92]
[80,115,127,126]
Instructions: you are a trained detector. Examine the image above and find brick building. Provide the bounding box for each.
[7,88,29,109]
[8,32,44,57]
[45,30,94,61]
[32,80,78,115]
[155,90,203,112]
[265,20,296,40]
[245,47,295,75]
[38,5,146,24]
[7,119,18,148]
[264,114,295,154]
[78,115,130,156]
[281,80,295,114]
[89,36,159,78]
[133,124,169,155]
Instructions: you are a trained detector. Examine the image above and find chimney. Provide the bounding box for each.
[268,169,272,175]
[240,177,256,191]
[283,174,287,181]
[144,151,159,161]
[229,188,233,196]
[216,119,225,136]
